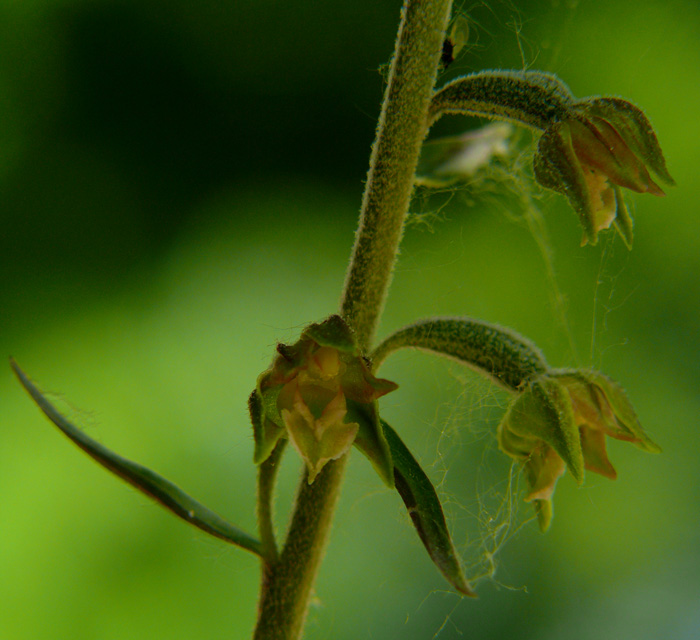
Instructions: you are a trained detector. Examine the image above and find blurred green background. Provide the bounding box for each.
[2,0,699,638]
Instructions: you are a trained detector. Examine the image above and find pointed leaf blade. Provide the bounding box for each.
[348,400,394,488]
[12,359,263,557]
[383,420,475,597]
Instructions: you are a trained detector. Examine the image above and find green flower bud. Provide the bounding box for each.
[253,315,398,485]
[498,369,660,531]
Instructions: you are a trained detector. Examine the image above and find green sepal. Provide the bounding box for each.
[302,314,357,355]
[371,317,548,392]
[383,420,475,597]
[533,121,600,246]
[249,388,285,465]
[12,359,263,556]
[556,369,661,453]
[612,186,634,249]
[586,371,660,452]
[501,377,584,483]
[574,97,675,186]
[347,400,394,488]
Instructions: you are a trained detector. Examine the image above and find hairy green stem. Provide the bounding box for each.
[256,439,287,562]
[340,0,453,352]
[252,0,453,637]
[253,458,348,640]
[370,317,548,391]
[428,70,574,129]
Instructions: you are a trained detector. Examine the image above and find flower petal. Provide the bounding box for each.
[580,426,617,479]
[415,123,512,187]
[570,118,663,196]
[581,371,662,453]
[612,186,634,249]
[283,394,359,484]
[575,97,675,186]
[524,445,567,502]
[522,445,564,533]
[342,355,399,404]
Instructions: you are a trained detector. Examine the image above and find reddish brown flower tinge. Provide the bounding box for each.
[534,97,674,247]
[498,369,660,531]
[254,316,398,484]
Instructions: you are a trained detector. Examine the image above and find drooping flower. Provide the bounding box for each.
[498,369,660,531]
[534,97,675,247]
[252,315,398,484]
[428,71,674,247]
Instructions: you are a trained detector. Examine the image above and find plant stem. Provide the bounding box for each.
[253,458,348,640]
[252,0,452,637]
[340,0,453,352]
[257,440,287,562]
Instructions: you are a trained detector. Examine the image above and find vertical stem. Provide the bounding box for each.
[253,0,453,637]
[340,0,452,352]
[257,440,287,562]
[253,458,348,640]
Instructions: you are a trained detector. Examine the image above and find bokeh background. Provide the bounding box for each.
[2,0,699,638]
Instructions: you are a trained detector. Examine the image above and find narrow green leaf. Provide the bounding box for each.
[347,400,394,488]
[12,359,263,557]
[383,420,475,597]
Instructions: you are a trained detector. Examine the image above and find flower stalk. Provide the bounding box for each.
[340,0,453,352]
[252,0,454,637]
